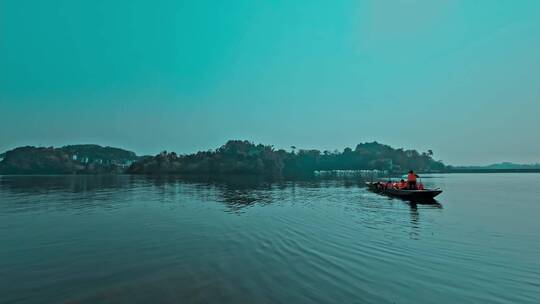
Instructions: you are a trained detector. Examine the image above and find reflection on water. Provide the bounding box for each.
[406,202,440,240]
[1,174,539,304]
[0,175,372,214]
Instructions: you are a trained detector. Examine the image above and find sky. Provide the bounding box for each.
[1,0,539,165]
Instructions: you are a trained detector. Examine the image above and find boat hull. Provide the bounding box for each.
[366,182,442,202]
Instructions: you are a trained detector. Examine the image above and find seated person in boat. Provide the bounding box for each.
[398,179,407,189]
[407,170,419,190]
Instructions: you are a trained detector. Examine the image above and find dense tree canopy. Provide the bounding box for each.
[0,141,446,176]
[0,145,139,174]
[128,140,446,177]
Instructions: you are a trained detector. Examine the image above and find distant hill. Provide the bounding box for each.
[447,162,540,173]
[453,162,540,170]
[0,145,140,175]
[62,144,138,164]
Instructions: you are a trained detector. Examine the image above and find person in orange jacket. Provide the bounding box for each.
[407,170,419,190]
[398,179,407,189]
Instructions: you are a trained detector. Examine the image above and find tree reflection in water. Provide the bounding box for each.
[0,175,441,226]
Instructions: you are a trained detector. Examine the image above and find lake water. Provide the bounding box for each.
[1,174,539,304]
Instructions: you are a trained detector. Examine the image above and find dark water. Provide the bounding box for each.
[1,174,539,304]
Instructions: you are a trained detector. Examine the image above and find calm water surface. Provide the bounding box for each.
[0,174,539,303]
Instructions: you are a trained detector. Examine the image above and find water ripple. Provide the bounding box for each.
[1,174,539,303]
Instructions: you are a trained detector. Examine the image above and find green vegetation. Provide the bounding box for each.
[127,140,446,177]
[0,141,446,176]
[0,145,139,174]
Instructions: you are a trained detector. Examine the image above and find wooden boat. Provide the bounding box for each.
[366,182,442,202]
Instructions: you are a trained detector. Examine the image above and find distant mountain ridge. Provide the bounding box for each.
[453,162,540,170]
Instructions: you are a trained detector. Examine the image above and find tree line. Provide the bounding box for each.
[127,140,446,177]
[0,140,446,176]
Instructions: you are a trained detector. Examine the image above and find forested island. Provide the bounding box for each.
[0,145,140,175]
[0,140,446,177]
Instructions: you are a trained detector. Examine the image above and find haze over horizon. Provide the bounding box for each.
[2,1,539,166]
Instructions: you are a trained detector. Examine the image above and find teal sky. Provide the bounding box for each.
[1,0,539,165]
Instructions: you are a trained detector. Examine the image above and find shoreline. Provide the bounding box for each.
[1,170,540,178]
